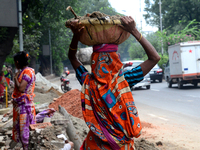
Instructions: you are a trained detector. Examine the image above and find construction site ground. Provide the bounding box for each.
[49,73,200,150]
[0,72,199,150]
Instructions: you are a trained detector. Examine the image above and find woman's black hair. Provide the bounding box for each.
[13,51,30,68]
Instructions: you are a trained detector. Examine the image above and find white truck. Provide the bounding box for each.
[164,41,200,89]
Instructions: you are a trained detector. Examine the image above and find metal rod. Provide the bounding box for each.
[159,0,163,55]
[49,29,53,74]
[140,0,142,30]
[6,87,8,108]
[18,0,23,51]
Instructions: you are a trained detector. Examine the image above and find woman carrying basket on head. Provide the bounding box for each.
[68,16,160,150]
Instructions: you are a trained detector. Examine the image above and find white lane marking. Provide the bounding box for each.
[148,114,168,121]
[187,100,194,102]
[186,95,200,98]
[175,99,194,103]
[148,114,156,117]
[151,89,160,92]
[175,99,182,101]
[158,117,168,121]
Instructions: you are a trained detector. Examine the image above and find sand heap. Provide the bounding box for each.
[35,72,60,91]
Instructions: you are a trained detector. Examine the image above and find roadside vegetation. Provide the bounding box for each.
[0,0,200,75]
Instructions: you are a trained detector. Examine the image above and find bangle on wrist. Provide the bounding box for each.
[69,46,77,51]
[138,33,142,42]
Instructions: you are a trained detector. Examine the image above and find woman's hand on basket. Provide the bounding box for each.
[119,16,137,34]
[69,20,84,41]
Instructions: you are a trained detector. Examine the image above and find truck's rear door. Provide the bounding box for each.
[181,45,197,75]
[196,45,200,74]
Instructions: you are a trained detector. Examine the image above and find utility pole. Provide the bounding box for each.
[18,0,23,51]
[140,0,142,30]
[159,0,163,55]
[49,29,53,75]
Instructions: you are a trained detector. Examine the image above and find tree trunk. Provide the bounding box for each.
[0,27,18,72]
[29,55,36,71]
[38,55,50,76]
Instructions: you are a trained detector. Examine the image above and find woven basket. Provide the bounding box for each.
[65,18,130,46]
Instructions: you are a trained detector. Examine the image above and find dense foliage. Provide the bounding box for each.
[2,0,200,76]
[144,0,200,33]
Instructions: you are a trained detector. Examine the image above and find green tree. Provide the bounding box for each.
[1,0,79,76]
[156,19,200,53]
[128,32,162,60]
[0,0,44,71]
[1,0,136,76]
[144,0,200,33]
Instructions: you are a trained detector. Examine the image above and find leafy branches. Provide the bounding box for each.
[0,28,8,43]
[144,0,200,33]
[156,19,200,52]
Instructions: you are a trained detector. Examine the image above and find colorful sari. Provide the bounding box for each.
[77,44,143,150]
[0,75,5,102]
[12,67,36,149]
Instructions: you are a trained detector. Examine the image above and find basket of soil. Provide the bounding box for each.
[65,6,130,46]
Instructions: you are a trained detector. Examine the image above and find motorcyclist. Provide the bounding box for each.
[64,66,70,77]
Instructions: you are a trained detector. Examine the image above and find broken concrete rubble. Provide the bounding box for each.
[29,125,65,150]
[0,74,168,150]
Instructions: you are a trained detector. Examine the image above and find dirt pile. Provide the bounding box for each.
[48,89,83,119]
[34,87,60,105]
[35,73,60,91]
[134,138,159,150]
[67,11,122,22]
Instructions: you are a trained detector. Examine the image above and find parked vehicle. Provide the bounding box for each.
[164,41,200,89]
[149,64,163,82]
[122,60,144,72]
[60,76,71,93]
[122,60,151,90]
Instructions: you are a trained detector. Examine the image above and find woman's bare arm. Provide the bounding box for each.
[14,76,28,92]
[67,21,84,70]
[120,16,160,76]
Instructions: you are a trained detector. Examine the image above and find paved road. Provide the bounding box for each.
[53,74,200,120]
[133,81,200,119]
[52,74,200,119]
[132,81,200,149]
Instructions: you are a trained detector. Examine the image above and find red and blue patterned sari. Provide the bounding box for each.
[77,44,143,150]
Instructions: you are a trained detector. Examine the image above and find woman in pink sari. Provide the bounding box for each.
[0,71,5,102]
[12,51,36,149]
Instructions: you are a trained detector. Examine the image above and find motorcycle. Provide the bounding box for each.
[60,76,71,93]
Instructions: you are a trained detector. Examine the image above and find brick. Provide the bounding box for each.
[0,140,5,146]
[51,119,69,125]
[29,122,52,131]
[43,117,51,123]
[51,140,65,149]
[9,140,17,149]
